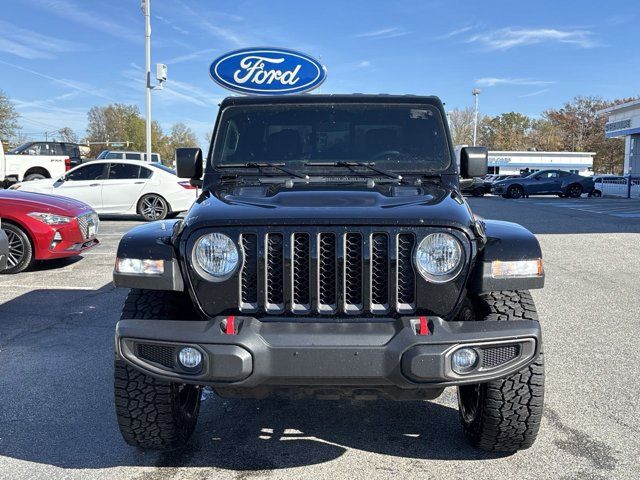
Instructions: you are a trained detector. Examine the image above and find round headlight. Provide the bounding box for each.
[415,232,463,280]
[193,233,238,280]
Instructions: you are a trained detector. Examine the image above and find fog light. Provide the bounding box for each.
[178,347,202,369]
[452,347,478,374]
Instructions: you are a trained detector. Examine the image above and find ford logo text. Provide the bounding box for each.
[209,47,327,95]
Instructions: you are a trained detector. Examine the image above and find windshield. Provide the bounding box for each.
[149,162,176,175]
[212,103,451,174]
[8,142,32,154]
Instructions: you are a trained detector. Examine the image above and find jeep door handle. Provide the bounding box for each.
[134,181,145,184]
[89,183,100,187]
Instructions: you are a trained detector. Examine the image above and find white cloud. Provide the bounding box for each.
[476,77,554,87]
[155,15,189,35]
[355,27,411,40]
[0,20,78,59]
[519,89,551,98]
[174,0,249,47]
[161,48,218,65]
[0,59,112,100]
[356,60,371,68]
[24,0,139,43]
[468,27,596,50]
[121,65,216,108]
[438,25,473,40]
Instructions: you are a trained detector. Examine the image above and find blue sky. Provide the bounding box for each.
[1,0,638,147]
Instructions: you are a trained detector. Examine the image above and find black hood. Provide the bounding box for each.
[182,184,476,233]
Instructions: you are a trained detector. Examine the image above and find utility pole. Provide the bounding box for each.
[472,88,481,146]
[143,0,152,162]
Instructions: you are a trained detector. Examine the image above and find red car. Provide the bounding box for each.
[0,190,99,273]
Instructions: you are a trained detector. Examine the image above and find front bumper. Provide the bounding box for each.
[116,316,541,389]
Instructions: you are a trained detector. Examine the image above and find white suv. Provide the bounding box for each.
[96,150,161,163]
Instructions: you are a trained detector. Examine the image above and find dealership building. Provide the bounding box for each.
[597,99,640,175]
[487,151,595,176]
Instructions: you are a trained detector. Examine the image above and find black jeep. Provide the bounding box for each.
[113,95,545,453]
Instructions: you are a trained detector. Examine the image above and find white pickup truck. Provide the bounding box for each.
[1,141,77,188]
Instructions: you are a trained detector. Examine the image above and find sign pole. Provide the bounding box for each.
[143,0,152,161]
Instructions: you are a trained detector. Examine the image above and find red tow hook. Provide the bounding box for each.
[224,316,236,335]
[418,316,430,336]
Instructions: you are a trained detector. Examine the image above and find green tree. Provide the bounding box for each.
[0,89,21,143]
[483,112,532,150]
[86,104,146,157]
[543,96,637,173]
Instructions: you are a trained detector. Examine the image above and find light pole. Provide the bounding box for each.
[472,88,481,146]
[142,0,152,161]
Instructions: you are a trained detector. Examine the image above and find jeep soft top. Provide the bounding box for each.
[112,94,545,453]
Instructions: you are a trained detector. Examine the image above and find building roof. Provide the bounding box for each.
[489,151,596,156]
[596,98,640,116]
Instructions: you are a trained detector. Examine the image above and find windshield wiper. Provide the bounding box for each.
[304,161,403,182]
[217,162,309,179]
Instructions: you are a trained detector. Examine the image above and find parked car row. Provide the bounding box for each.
[10,159,197,221]
[462,169,596,199]
[1,141,164,189]
[0,157,199,273]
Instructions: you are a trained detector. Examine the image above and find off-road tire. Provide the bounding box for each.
[458,290,544,453]
[114,289,201,449]
[1,222,33,274]
[472,187,485,197]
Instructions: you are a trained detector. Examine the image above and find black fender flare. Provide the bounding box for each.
[113,219,185,291]
[469,219,544,293]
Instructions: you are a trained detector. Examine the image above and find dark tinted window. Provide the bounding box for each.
[105,152,123,159]
[139,167,153,179]
[213,103,451,173]
[108,163,141,179]
[126,153,141,160]
[66,163,105,181]
[61,143,80,157]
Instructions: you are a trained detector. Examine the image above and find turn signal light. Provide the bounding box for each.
[115,258,164,275]
[491,259,543,278]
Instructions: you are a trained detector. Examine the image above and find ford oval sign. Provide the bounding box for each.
[209,47,326,96]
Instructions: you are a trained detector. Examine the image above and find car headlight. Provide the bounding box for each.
[27,212,72,225]
[192,233,238,280]
[415,232,463,281]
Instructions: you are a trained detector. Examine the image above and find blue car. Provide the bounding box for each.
[492,170,595,199]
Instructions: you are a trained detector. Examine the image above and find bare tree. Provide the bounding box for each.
[0,89,21,143]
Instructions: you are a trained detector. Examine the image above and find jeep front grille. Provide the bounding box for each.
[239,229,418,315]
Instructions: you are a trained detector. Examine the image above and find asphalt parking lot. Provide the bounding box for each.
[1,197,639,480]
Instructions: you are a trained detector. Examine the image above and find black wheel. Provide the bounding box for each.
[557,193,565,198]
[590,189,602,198]
[507,185,524,199]
[472,187,485,197]
[458,291,544,452]
[114,289,202,449]
[1,223,33,274]
[24,172,46,181]
[138,194,169,221]
[566,184,583,198]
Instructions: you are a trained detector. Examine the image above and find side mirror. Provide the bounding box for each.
[460,146,488,178]
[176,148,203,179]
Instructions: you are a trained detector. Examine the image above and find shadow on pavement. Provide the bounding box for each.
[0,285,503,473]
[468,196,640,235]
